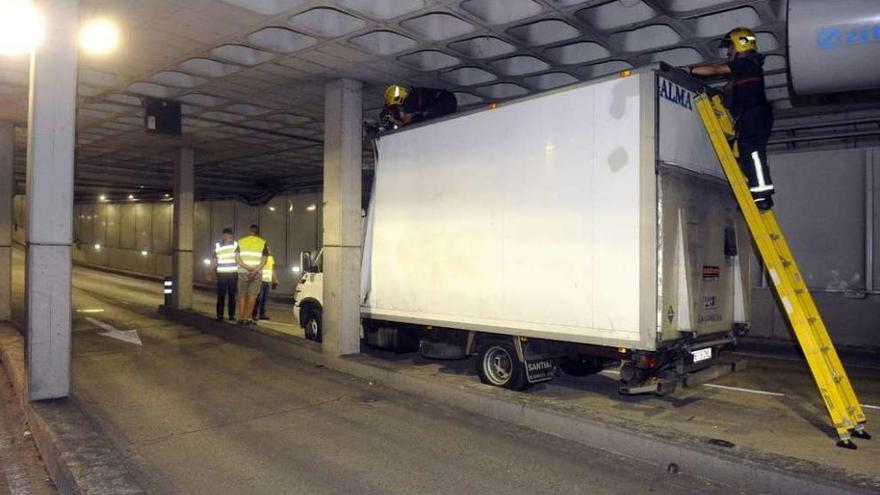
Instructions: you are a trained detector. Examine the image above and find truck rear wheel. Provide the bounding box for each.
[303,310,322,343]
[476,341,530,391]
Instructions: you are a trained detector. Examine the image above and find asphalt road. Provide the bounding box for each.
[9,251,744,495]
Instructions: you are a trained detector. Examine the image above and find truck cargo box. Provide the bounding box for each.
[361,66,750,351]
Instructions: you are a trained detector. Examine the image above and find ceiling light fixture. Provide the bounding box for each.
[80,17,119,55]
[0,0,43,56]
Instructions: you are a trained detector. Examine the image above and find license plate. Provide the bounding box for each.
[525,359,555,383]
[691,348,712,363]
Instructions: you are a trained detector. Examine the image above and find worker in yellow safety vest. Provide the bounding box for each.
[234,224,269,326]
[208,228,237,321]
[252,251,280,321]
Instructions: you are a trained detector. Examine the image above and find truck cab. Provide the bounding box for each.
[293,250,323,342]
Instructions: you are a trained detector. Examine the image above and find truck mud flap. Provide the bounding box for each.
[525,358,556,384]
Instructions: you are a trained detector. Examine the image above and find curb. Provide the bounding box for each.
[166,309,879,495]
[0,324,145,495]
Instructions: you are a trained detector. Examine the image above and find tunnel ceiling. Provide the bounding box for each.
[0,0,794,200]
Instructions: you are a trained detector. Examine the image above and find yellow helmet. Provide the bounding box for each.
[384,84,408,107]
[722,27,757,53]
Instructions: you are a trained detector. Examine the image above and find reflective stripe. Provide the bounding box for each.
[215,241,238,273]
[750,185,775,193]
[262,255,275,282]
[237,235,267,271]
[750,151,774,194]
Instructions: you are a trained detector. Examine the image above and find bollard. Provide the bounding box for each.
[163,277,173,307]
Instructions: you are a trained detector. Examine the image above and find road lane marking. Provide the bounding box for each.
[862,404,880,411]
[703,384,785,397]
[85,317,142,346]
[600,369,620,375]
[76,308,104,313]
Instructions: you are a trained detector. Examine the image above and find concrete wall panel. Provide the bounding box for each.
[104,204,120,249]
[94,204,107,247]
[211,200,235,238]
[283,193,321,293]
[234,202,258,238]
[259,196,286,267]
[152,203,173,254]
[135,203,152,252]
[772,149,865,290]
[80,204,94,244]
[119,204,136,249]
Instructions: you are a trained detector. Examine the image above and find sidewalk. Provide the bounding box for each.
[0,358,55,495]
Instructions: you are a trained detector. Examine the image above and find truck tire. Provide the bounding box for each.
[303,310,322,343]
[476,341,530,391]
[559,356,604,377]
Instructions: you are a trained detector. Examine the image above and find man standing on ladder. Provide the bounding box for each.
[688,27,775,210]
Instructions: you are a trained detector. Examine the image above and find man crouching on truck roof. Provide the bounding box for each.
[686,27,775,211]
[384,84,457,128]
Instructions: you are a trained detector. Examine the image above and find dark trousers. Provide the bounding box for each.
[736,107,774,203]
[216,272,237,319]
[415,92,458,123]
[253,282,270,319]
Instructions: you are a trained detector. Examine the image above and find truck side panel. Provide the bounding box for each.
[363,74,647,348]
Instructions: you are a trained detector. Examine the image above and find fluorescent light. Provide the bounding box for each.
[99,194,107,201]
[291,266,301,273]
[0,1,43,56]
[141,250,148,256]
[203,258,211,266]
[94,243,101,250]
[306,204,316,211]
[164,193,170,198]
[128,194,135,200]
[79,18,119,55]
[268,206,276,212]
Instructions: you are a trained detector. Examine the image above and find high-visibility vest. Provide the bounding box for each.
[237,235,267,272]
[262,255,275,282]
[214,241,238,273]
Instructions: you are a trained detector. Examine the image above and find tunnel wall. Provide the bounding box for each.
[747,146,880,350]
[10,146,880,349]
[10,193,323,296]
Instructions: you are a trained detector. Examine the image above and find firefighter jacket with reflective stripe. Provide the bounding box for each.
[236,235,268,273]
[262,255,275,282]
[214,241,238,273]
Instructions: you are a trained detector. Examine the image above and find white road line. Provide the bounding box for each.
[76,308,104,313]
[861,404,880,411]
[703,383,785,397]
[600,369,620,375]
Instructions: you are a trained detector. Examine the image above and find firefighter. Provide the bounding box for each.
[688,27,775,210]
[384,84,457,128]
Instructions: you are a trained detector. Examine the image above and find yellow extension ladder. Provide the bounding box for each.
[694,93,870,448]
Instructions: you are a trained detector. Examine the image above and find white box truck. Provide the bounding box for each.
[295,65,750,394]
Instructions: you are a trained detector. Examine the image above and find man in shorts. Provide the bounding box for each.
[234,224,269,326]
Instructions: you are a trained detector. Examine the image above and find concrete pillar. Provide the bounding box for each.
[322,78,363,356]
[172,147,194,310]
[0,123,12,322]
[25,0,79,401]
